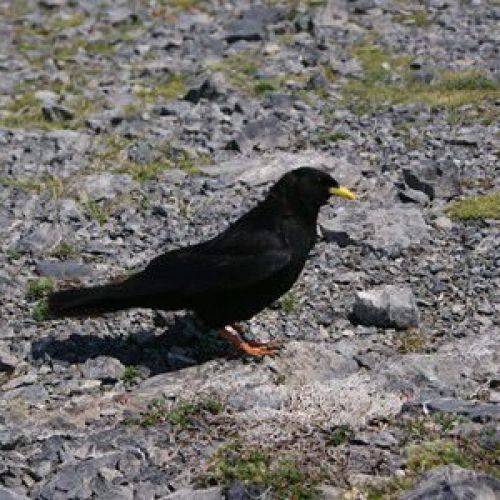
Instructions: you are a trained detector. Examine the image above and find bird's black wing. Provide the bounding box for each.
[129,247,291,298]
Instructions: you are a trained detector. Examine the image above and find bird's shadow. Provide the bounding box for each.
[31,314,232,376]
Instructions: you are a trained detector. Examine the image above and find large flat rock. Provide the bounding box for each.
[320,206,430,257]
[201,151,369,188]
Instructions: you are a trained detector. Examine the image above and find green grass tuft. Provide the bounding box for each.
[253,80,276,95]
[135,397,223,428]
[397,329,427,354]
[32,299,50,322]
[121,160,173,183]
[279,291,297,314]
[82,200,110,226]
[27,278,53,322]
[26,278,54,301]
[135,74,186,103]
[392,10,432,28]
[316,131,349,144]
[50,241,78,260]
[364,476,415,500]
[341,43,500,115]
[122,366,140,384]
[445,192,500,220]
[200,441,319,498]
[406,440,472,473]
[327,425,353,447]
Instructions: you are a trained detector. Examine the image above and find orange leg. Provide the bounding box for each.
[218,325,281,357]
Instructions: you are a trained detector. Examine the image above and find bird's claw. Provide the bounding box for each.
[239,341,282,357]
[218,325,282,358]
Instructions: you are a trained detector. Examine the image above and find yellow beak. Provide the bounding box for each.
[329,186,356,200]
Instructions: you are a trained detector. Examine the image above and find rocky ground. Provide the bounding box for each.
[0,0,499,498]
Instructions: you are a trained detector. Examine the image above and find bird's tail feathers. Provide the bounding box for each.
[47,282,139,318]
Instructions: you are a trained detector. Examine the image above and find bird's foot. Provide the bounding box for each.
[218,325,281,357]
[237,341,281,357]
[245,338,283,349]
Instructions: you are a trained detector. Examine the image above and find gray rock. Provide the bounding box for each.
[0,348,18,372]
[36,260,93,280]
[230,116,290,154]
[224,5,284,43]
[202,151,365,188]
[56,199,84,221]
[73,173,138,202]
[94,485,134,499]
[434,216,453,231]
[45,130,91,153]
[445,133,480,147]
[411,69,437,84]
[403,160,461,200]
[399,187,430,206]
[353,285,420,329]
[166,487,223,499]
[404,398,500,422]
[108,7,137,25]
[402,465,500,500]
[42,103,74,122]
[34,90,58,102]
[154,100,193,117]
[184,76,225,104]
[16,223,63,255]
[0,486,29,500]
[317,485,346,499]
[0,384,49,402]
[314,0,350,27]
[127,141,154,164]
[351,430,398,448]
[3,373,37,390]
[320,207,430,257]
[330,58,363,77]
[225,19,264,43]
[0,427,27,451]
[80,356,126,382]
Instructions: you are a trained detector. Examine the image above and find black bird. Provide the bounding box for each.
[48,167,355,356]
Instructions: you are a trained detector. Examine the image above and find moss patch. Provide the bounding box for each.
[209,51,309,98]
[397,329,427,354]
[315,130,349,144]
[278,291,297,314]
[406,440,472,473]
[93,134,207,181]
[129,397,223,428]
[199,441,319,498]
[120,160,173,183]
[134,74,186,103]
[32,299,50,322]
[26,278,54,301]
[81,199,111,226]
[341,43,500,115]
[362,411,499,497]
[445,192,500,220]
[26,278,54,322]
[50,241,79,260]
[364,476,414,500]
[121,366,140,384]
[0,88,95,131]
[327,425,353,447]
[392,10,432,28]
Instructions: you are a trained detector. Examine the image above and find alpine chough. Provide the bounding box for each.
[48,167,355,356]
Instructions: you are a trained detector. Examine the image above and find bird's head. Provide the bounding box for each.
[271,167,355,213]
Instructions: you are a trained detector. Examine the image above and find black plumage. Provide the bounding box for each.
[48,167,355,355]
